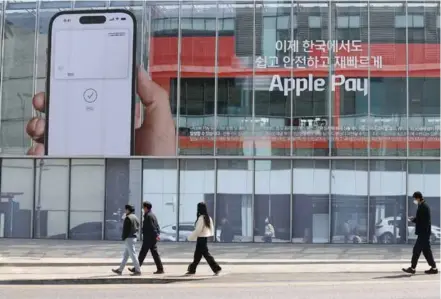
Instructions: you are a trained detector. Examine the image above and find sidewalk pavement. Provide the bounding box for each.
[0,264,411,285]
[0,239,439,267]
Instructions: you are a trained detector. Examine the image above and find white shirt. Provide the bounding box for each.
[188,215,214,241]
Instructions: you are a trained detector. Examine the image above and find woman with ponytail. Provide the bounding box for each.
[186,202,222,275]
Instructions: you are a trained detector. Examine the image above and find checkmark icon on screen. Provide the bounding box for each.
[83,88,98,103]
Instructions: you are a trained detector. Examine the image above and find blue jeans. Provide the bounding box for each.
[118,237,141,272]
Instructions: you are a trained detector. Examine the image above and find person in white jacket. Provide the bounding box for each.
[186,202,222,275]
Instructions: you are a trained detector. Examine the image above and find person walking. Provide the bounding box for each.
[343,219,351,244]
[402,191,438,275]
[186,202,222,276]
[263,217,275,243]
[112,204,142,275]
[129,201,164,274]
[220,217,234,243]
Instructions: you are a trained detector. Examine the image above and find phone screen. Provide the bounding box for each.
[46,10,136,156]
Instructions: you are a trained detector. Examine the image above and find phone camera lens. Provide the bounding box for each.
[121,18,126,21]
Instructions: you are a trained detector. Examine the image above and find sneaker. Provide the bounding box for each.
[402,267,416,274]
[424,268,439,275]
[128,267,135,273]
[153,270,165,274]
[214,268,222,276]
[185,271,195,276]
[112,269,122,275]
[130,271,142,276]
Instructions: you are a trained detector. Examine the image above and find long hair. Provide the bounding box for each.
[196,202,211,228]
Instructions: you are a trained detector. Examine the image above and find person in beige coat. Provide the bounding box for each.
[186,202,222,275]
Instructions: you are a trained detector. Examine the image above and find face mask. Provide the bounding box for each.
[121,214,126,220]
[413,200,418,205]
[265,219,269,224]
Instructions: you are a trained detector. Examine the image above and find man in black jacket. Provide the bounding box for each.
[402,192,438,275]
[112,204,141,275]
[129,201,164,274]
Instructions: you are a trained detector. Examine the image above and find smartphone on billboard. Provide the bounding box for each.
[45,10,136,156]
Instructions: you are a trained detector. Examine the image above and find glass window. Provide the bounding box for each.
[205,19,216,31]
[34,159,69,239]
[179,160,215,241]
[277,16,290,29]
[349,16,360,28]
[308,16,321,28]
[41,1,71,9]
[395,14,425,28]
[181,18,192,30]
[176,4,218,156]
[216,160,253,242]
[408,78,440,157]
[193,19,205,30]
[255,1,293,157]
[407,11,440,157]
[104,159,142,240]
[292,160,330,243]
[408,161,440,245]
[222,18,234,31]
[337,16,349,28]
[216,3,254,156]
[148,3,178,156]
[143,160,178,242]
[2,6,36,154]
[110,1,143,7]
[331,160,368,244]
[337,16,360,29]
[412,15,425,28]
[69,160,105,240]
[153,19,163,31]
[291,3,329,157]
[263,16,277,57]
[74,1,105,8]
[394,15,407,28]
[254,161,290,243]
[369,160,406,244]
[395,13,425,42]
[0,159,34,238]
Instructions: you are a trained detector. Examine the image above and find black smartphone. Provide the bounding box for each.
[45,9,136,156]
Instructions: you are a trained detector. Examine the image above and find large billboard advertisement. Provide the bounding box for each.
[149,36,440,154]
[3,2,433,157]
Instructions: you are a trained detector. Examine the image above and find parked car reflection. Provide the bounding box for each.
[49,220,123,240]
[160,222,221,242]
[375,216,441,244]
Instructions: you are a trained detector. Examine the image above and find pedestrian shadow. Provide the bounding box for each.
[0,276,210,285]
[372,274,417,279]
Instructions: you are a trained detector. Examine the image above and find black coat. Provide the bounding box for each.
[143,211,160,240]
[412,201,432,237]
[121,213,140,240]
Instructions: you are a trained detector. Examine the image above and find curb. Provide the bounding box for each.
[0,260,427,267]
[0,276,209,285]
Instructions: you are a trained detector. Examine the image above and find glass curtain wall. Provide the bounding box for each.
[0,1,439,244]
[0,156,438,244]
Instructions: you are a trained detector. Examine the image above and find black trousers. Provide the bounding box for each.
[411,235,437,269]
[138,238,163,271]
[188,237,221,274]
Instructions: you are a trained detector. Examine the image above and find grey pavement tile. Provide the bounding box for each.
[1,239,439,261]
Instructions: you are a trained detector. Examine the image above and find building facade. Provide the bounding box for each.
[0,0,439,244]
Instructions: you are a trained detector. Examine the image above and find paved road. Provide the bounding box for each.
[0,273,438,299]
[1,239,438,261]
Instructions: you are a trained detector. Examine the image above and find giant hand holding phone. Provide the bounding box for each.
[46,10,136,156]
